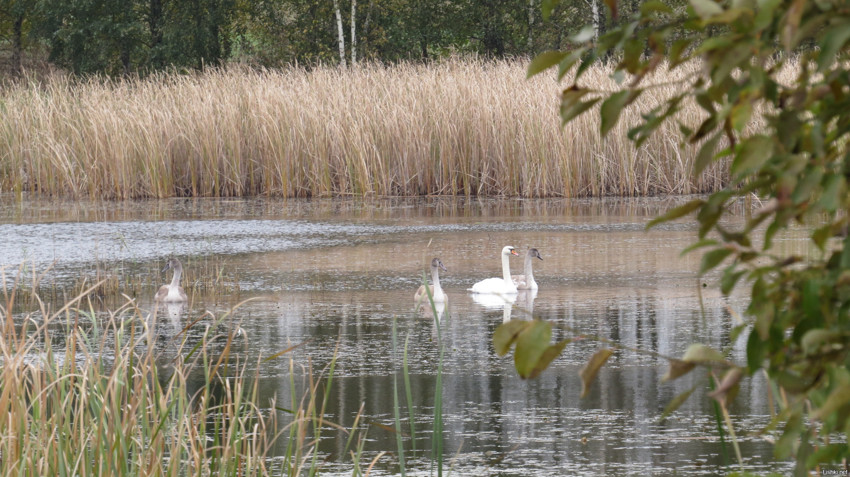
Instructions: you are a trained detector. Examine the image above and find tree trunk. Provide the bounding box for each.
[527,0,534,51]
[12,14,23,74]
[149,0,163,67]
[350,0,357,64]
[333,0,347,67]
[587,0,600,44]
[121,45,131,76]
[482,1,505,57]
[362,0,374,59]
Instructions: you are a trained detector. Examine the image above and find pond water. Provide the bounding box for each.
[0,196,800,476]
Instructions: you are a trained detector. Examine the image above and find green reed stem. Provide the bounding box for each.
[422,273,444,477]
[403,332,417,454]
[391,317,407,476]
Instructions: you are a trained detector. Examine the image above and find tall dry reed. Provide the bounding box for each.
[1,59,731,199]
[0,264,352,476]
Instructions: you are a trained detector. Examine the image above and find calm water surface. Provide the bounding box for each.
[0,196,799,476]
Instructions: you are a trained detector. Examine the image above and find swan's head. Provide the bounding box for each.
[162,257,182,273]
[528,248,543,261]
[502,246,519,257]
[431,257,447,272]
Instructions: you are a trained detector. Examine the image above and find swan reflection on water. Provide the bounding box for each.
[417,299,446,321]
[471,288,537,323]
[514,288,538,319]
[472,291,515,323]
[146,301,186,344]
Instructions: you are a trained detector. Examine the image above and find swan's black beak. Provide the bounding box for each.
[161,262,171,273]
[537,254,543,261]
[439,262,447,272]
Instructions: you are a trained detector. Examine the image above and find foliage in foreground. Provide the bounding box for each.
[0,280,274,475]
[0,264,449,476]
[498,0,850,475]
[0,267,338,476]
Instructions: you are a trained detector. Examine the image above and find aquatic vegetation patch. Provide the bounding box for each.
[0,59,741,199]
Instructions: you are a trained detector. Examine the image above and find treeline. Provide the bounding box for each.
[0,0,660,75]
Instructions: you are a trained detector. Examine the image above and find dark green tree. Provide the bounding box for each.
[37,0,145,75]
[0,0,38,73]
[158,0,238,69]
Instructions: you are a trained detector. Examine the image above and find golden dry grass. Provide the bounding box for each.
[1,58,730,199]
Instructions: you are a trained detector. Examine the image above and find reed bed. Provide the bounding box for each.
[0,263,452,475]
[7,257,241,309]
[1,59,731,199]
[0,265,355,476]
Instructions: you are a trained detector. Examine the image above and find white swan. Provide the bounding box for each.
[470,245,519,294]
[155,257,188,302]
[512,248,543,290]
[415,257,448,304]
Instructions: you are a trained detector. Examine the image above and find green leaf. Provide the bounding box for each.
[791,165,824,205]
[731,135,774,177]
[493,320,533,356]
[670,38,696,65]
[811,383,850,420]
[818,23,850,72]
[730,100,753,132]
[646,199,705,229]
[746,327,766,372]
[600,91,631,137]
[663,359,697,381]
[623,39,644,74]
[514,320,552,379]
[558,49,587,80]
[660,385,698,421]
[541,0,560,20]
[580,348,614,398]
[708,6,754,25]
[681,343,726,364]
[693,132,722,176]
[811,224,833,251]
[528,51,568,78]
[560,89,600,125]
[801,329,844,355]
[699,247,733,275]
[841,234,850,269]
[641,0,673,15]
[575,50,598,79]
[775,411,803,459]
[780,0,805,50]
[689,0,723,19]
[720,264,746,295]
[807,444,848,470]
[753,0,781,31]
[801,280,821,321]
[819,174,846,212]
[528,339,571,379]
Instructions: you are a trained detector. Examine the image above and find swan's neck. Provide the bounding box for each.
[431,266,443,295]
[524,255,535,282]
[170,267,182,288]
[501,252,512,283]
